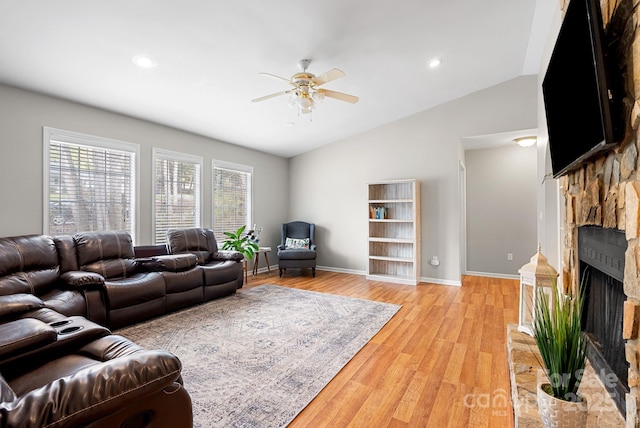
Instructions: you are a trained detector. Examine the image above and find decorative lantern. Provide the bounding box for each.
[517,246,559,337]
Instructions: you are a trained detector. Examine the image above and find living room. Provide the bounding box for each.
[0,1,610,427]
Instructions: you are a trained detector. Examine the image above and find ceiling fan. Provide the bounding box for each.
[252,59,359,115]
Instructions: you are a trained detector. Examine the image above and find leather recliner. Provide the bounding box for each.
[166,228,244,300]
[0,234,86,316]
[0,304,192,428]
[62,231,167,329]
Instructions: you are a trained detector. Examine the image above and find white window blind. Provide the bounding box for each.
[153,149,202,244]
[212,160,253,243]
[44,127,137,237]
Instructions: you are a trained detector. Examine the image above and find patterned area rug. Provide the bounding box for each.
[117,284,401,427]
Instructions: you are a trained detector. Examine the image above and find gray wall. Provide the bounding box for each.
[0,74,538,286]
[288,75,538,285]
[0,83,289,249]
[465,144,537,276]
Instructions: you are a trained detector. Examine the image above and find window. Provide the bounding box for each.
[44,127,138,238]
[212,160,253,243]
[153,148,202,244]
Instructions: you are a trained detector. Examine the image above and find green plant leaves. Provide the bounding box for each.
[221,225,260,259]
[532,276,587,402]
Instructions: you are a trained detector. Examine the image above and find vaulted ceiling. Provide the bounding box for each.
[0,0,554,157]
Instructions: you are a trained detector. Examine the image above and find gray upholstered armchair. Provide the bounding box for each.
[277,221,317,277]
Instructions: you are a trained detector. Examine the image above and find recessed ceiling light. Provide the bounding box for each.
[284,121,295,127]
[132,55,157,69]
[428,57,442,69]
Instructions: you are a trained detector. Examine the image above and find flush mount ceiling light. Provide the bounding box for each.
[428,57,442,68]
[252,59,359,119]
[514,136,537,147]
[132,55,157,69]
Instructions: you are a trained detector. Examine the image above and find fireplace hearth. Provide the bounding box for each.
[578,226,629,416]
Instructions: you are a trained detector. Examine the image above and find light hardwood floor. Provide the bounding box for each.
[244,269,519,427]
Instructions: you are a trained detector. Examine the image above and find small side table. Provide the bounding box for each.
[253,247,272,276]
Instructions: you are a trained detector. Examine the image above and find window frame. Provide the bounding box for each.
[152,148,203,245]
[212,159,254,243]
[42,126,140,241]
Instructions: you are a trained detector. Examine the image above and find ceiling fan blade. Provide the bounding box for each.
[319,89,359,104]
[252,90,291,103]
[258,72,291,83]
[312,68,345,86]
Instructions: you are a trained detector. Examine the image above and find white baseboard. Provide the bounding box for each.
[316,266,364,275]
[465,270,519,280]
[267,265,471,287]
[420,277,462,287]
[320,267,463,287]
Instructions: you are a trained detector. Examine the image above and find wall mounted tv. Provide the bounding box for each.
[543,0,624,178]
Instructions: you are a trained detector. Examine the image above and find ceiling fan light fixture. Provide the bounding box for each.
[312,91,324,103]
[298,94,313,110]
[252,59,358,119]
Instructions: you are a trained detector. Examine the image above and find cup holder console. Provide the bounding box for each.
[49,320,72,328]
[48,319,85,335]
[58,325,83,335]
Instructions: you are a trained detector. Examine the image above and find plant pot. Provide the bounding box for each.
[537,383,587,428]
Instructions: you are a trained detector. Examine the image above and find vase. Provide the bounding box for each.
[537,383,588,428]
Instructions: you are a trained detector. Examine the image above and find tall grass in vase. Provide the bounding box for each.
[532,278,588,427]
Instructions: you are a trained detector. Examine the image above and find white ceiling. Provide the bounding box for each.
[0,0,555,158]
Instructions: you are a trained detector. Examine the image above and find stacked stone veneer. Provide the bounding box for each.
[559,0,640,424]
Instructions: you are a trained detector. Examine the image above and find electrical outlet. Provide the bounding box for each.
[507,253,513,261]
[430,256,440,266]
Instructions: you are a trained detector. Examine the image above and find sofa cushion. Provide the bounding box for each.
[0,235,60,297]
[166,228,221,262]
[39,289,87,316]
[0,235,58,277]
[277,248,316,260]
[74,231,136,267]
[103,273,165,310]
[200,261,242,285]
[0,269,60,297]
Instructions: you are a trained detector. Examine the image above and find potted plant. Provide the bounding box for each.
[532,275,588,428]
[221,225,260,260]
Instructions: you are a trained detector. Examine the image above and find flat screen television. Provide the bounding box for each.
[543,0,623,178]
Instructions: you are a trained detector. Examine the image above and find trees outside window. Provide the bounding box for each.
[212,160,252,243]
[44,127,138,238]
[153,149,202,244]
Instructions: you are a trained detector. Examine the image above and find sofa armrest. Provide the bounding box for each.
[60,270,105,288]
[136,254,197,272]
[0,294,44,321]
[2,346,184,428]
[212,250,244,262]
[0,318,57,361]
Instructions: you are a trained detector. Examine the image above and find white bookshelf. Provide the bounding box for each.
[366,179,420,285]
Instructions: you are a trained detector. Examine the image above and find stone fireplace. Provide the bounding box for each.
[557,0,640,423]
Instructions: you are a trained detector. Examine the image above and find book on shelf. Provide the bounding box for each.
[369,206,387,219]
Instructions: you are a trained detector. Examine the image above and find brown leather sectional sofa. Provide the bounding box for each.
[0,228,245,427]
